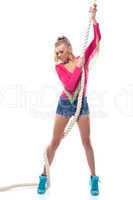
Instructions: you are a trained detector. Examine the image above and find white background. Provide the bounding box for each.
[0,0,133,199]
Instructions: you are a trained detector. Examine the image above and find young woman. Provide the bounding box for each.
[37,3,101,196]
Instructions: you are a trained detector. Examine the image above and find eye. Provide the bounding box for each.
[56,50,64,55]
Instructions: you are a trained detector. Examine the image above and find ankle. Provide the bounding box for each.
[91,174,96,177]
[41,173,47,177]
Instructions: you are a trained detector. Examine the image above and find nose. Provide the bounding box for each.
[58,53,64,59]
[58,55,62,59]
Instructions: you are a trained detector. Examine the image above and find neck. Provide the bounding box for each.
[62,55,76,64]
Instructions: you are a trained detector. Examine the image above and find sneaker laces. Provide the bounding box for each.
[89,176,101,187]
[39,176,47,190]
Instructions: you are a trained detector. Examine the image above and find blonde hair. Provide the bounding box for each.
[54,35,75,63]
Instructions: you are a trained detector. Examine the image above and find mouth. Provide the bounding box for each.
[59,57,64,61]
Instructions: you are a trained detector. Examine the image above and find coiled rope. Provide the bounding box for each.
[0,0,98,192]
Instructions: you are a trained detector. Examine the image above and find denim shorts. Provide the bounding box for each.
[56,96,89,117]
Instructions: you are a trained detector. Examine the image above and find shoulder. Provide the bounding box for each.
[55,63,64,72]
[55,63,62,68]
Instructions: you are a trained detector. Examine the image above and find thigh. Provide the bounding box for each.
[52,114,71,141]
[76,115,91,143]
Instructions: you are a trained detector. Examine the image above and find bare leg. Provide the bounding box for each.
[77,115,96,176]
[42,114,70,176]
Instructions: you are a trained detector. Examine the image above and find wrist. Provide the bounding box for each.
[92,18,97,25]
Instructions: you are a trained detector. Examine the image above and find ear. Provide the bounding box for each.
[54,51,58,63]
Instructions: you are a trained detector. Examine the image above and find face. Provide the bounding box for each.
[55,43,69,63]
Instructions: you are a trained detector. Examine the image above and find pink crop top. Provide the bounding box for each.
[55,22,101,99]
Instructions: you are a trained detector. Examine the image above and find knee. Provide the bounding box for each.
[82,138,92,149]
[50,138,61,150]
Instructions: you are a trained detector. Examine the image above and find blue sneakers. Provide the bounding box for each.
[89,175,100,196]
[37,175,48,194]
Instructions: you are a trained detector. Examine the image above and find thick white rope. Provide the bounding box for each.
[0,0,97,192]
[44,0,98,191]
